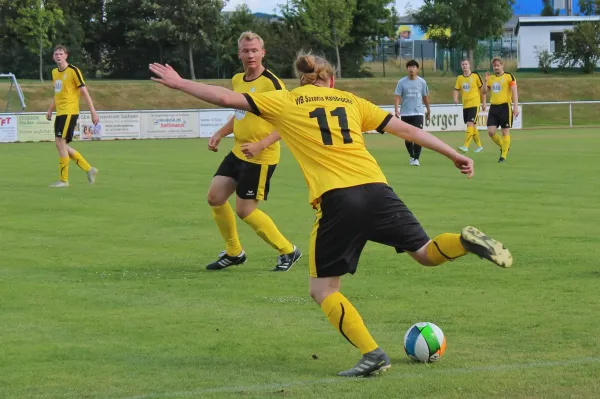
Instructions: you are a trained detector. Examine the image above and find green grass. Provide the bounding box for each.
[1,128,600,398]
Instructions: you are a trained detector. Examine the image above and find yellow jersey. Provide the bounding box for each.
[52,64,85,115]
[244,85,392,205]
[487,72,516,105]
[454,72,483,109]
[231,69,285,165]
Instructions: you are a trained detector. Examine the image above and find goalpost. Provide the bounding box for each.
[0,73,26,112]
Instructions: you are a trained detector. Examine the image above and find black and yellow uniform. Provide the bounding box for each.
[215,69,284,200]
[454,72,483,123]
[487,72,516,129]
[244,85,430,278]
[52,64,85,143]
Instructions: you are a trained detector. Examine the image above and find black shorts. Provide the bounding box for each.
[463,107,478,124]
[487,104,512,129]
[309,183,430,278]
[214,151,277,200]
[400,115,424,129]
[54,114,79,143]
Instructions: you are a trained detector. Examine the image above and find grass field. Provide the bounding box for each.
[1,128,600,398]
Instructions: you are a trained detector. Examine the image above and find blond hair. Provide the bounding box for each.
[237,31,264,49]
[492,56,503,65]
[295,51,336,86]
[53,45,68,53]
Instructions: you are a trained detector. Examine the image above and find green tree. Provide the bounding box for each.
[169,0,225,79]
[413,0,514,65]
[288,0,357,78]
[579,0,599,15]
[5,0,64,81]
[555,22,600,73]
[541,0,560,16]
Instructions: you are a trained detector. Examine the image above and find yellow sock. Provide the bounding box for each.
[211,203,242,256]
[490,133,503,148]
[59,156,69,182]
[425,233,468,265]
[243,209,294,255]
[472,127,483,147]
[501,134,511,158]
[321,292,378,354]
[69,151,92,172]
[463,127,473,148]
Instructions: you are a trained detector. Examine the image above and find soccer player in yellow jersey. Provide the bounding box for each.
[150,52,513,377]
[46,45,99,187]
[204,32,301,272]
[483,57,519,163]
[454,59,486,153]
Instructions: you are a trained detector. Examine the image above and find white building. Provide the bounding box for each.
[515,16,600,70]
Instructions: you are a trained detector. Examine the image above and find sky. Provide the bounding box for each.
[223,0,425,16]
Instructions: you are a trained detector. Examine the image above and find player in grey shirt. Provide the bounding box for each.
[394,60,431,166]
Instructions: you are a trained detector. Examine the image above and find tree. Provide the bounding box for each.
[541,0,560,16]
[5,0,64,81]
[554,22,600,73]
[579,0,599,15]
[287,0,357,78]
[169,0,225,80]
[413,0,514,65]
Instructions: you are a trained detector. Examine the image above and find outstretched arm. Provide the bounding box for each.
[149,63,252,112]
[383,117,474,178]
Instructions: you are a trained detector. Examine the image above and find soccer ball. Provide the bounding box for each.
[403,322,447,363]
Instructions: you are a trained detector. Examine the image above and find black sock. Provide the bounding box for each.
[413,144,422,160]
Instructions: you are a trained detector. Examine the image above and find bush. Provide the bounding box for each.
[534,45,554,73]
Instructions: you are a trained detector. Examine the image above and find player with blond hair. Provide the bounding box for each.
[454,59,486,153]
[204,31,301,271]
[483,57,519,163]
[46,45,99,187]
[149,52,513,378]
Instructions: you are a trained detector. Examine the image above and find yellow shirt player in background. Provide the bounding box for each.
[204,32,301,272]
[150,52,513,378]
[46,45,99,187]
[483,56,519,163]
[454,59,486,153]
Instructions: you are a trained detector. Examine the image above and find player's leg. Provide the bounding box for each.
[309,187,390,377]
[206,152,245,270]
[499,104,512,162]
[50,115,71,187]
[466,107,483,152]
[235,162,300,271]
[409,226,512,268]
[471,122,484,152]
[400,116,415,163]
[459,108,473,152]
[66,145,98,184]
[366,184,512,268]
[487,106,504,150]
[411,116,424,164]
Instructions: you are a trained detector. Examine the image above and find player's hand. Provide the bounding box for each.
[513,105,519,118]
[45,111,52,121]
[91,111,100,125]
[241,142,265,159]
[149,63,184,90]
[208,133,221,152]
[481,103,487,112]
[453,153,474,179]
[485,72,490,80]
[394,110,400,118]
[426,110,431,122]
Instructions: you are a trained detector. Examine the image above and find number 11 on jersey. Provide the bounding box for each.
[309,107,353,145]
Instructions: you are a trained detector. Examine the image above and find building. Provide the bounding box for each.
[515,16,600,69]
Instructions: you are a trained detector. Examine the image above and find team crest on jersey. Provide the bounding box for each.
[250,87,256,93]
[235,109,247,120]
[462,82,471,92]
[55,80,63,93]
[492,82,502,92]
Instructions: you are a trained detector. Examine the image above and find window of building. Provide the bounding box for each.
[550,31,565,53]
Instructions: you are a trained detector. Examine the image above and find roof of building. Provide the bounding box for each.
[515,15,600,35]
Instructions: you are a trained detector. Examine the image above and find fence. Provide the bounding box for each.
[0,101,597,143]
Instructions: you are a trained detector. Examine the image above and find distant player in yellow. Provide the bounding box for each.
[483,57,519,163]
[46,45,99,187]
[150,53,513,378]
[454,59,486,153]
[204,32,301,272]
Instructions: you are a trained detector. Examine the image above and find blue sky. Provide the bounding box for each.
[223,0,425,16]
